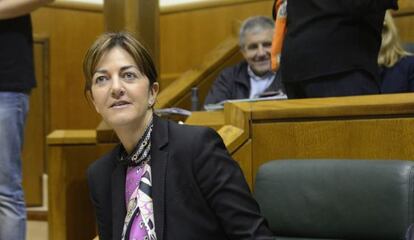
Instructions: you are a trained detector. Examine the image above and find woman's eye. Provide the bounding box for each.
[123,72,137,80]
[94,75,108,84]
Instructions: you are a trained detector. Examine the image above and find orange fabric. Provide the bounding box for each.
[271,0,287,72]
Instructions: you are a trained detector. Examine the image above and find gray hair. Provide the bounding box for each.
[239,16,274,48]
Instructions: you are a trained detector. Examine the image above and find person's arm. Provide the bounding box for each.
[192,128,274,239]
[0,0,54,20]
[204,69,235,106]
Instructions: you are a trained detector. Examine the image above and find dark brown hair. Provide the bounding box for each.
[83,32,158,95]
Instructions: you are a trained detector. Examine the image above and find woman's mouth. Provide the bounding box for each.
[110,101,131,108]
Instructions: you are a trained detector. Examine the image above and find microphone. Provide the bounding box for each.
[191,87,199,111]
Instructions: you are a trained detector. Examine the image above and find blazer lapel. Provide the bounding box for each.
[151,116,169,240]
[112,161,127,240]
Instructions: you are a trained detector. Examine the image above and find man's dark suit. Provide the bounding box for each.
[87,116,273,240]
[275,0,398,98]
[204,61,284,105]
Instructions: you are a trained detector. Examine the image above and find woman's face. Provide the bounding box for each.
[90,47,159,128]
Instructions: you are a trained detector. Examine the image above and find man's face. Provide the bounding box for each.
[241,28,273,76]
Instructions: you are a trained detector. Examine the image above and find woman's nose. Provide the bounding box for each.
[110,78,125,98]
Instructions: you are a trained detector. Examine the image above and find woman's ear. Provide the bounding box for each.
[149,82,159,107]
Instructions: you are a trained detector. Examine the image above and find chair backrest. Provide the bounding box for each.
[254,160,414,240]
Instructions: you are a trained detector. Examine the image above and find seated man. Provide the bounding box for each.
[204,16,286,106]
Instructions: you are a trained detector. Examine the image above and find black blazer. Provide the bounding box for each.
[87,116,274,240]
[276,0,398,83]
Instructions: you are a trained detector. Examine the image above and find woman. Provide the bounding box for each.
[379,11,414,93]
[84,32,274,240]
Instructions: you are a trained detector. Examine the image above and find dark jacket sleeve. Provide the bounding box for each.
[204,69,235,106]
[191,127,274,239]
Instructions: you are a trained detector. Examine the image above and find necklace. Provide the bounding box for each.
[119,120,153,166]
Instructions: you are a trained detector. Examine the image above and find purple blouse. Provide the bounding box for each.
[125,166,148,240]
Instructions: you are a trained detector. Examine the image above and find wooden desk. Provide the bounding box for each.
[222,93,414,185]
[47,130,115,240]
[185,111,224,130]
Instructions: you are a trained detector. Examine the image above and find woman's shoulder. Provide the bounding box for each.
[87,144,121,177]
[397,55,414,68]
[167,119,219,139]
[397,56,414,76]
[384,55,414,74]
[153,116,225,153]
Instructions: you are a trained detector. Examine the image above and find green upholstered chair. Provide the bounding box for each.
[254,160,414,240]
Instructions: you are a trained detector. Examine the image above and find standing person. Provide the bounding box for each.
[378,11,414,93]
[204,16,285,106]
[271,0,398,98]
[0,0,54,239]
[84,32,274,240]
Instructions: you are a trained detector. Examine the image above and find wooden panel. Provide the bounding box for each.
[22,37,49,206]
[393,0,414,43]
[104,0,160,69]
[394,15,414,44]
[47,129,97,144]
[50,0,102,12]
[212,94,414,185]
[396,0,414,10]
[224,101,251,134]
[162,0,271,14]
[48,141,115,240]
[251,118,414,181]
[232,140,252,189]
[218,125,246,153]
[246,93,414,121]
[31,7,105,130]
[185,111,224,130]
